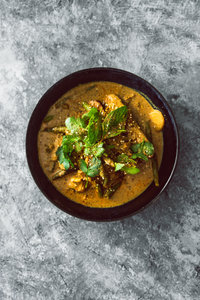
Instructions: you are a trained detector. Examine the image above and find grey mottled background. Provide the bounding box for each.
[0,0,200,299]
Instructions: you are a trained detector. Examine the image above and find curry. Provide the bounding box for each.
[37,81,164,208]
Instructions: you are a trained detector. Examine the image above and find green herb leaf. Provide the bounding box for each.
[84,142,105,157]
[80,157,101,177]
[115,162,125,171]
[122,166,140,175]
[75,140,83,152]
[131,153,148,161]
[143,141,154,156]
[82,107,99,122]
[102,106,128,137]
[131,141,154,158]
[87,157,101,177]
[65,117,86,134]
[80,159,88,173]
[85,113,102,146]
[62,159,70,170]
[105,129,126,139]
[56,146,72,170]
[62,135,83,153]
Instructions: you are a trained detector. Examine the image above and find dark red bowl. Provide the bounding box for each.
[26,68,179,221]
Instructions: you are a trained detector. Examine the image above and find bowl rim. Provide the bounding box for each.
[26,67,179,222]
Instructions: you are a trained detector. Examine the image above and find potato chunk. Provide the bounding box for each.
[149,110,165,131]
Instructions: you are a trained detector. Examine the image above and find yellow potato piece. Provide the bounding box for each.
[149,110,165,131]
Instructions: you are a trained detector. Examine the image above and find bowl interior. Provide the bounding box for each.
[26,68,179,221]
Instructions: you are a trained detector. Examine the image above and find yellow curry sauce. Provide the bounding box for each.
[37,81,164,208]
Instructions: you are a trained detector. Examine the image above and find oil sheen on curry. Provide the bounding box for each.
[38,81,164,208]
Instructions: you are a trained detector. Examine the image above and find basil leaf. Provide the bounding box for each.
[87,157,101,177]
[62,135,82,153]
[86,113,102,146]
[82,107,99,122]
[56,146,65,163]
[84,142,105,157]
[65,117,86,133]
[122,166,140,175]
[63,159,70,170]
[115,162,125,171]
[105,129,126,139]
[102,106,128,137]
[75,141,83,152]
[80,159,88,173]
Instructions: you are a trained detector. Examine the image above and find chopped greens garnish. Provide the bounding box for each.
[53,101,157,196]
[56,146,73,170]
[84,142,105,157]
[80,157,101,177]
[131,141,154,158]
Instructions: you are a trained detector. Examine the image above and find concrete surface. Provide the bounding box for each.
[0,0,200,299]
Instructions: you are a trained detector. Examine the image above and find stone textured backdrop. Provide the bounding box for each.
[0,0,200,299]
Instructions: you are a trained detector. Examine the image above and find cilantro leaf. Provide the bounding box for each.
[131,153,148,161]
[131,141,154,158]
[143,141,154,156]
[80,157,101,177]
[65,117,86,134]
[102,106,128,137]
[87,157,101,177]
[56,146,72,170]
[84,142,105,157]
[122,166,140,175]
[115,162,125,171]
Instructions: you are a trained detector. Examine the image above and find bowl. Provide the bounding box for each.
[26,68,179,221]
